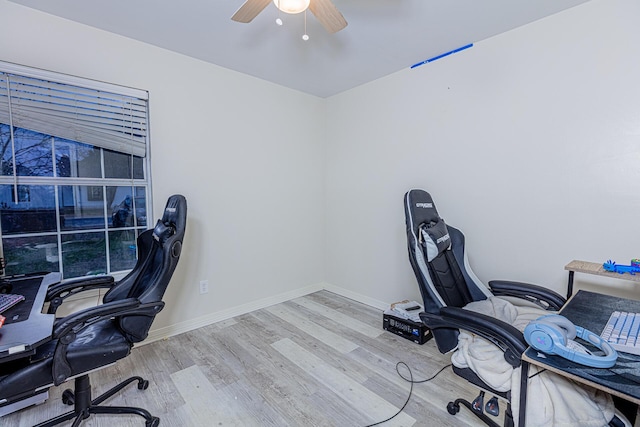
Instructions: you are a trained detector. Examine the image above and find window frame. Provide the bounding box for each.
[0,61,152,280]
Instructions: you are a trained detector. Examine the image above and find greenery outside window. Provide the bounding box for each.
[0,62,150,279]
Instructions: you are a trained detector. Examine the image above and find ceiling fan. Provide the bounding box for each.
[232,0,348,34]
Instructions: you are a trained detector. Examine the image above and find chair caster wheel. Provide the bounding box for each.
[138,379,149,390]
[471,391,485,413]
[61,389,75,405]
[146,416,160,427]
[485,396,500,416]
[447,401,460,415]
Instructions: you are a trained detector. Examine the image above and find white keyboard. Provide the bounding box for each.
[0,293,25,314]
[601,311,640,356]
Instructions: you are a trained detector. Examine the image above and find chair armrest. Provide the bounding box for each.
[46,275,116,314]
[51,298,164,385]
[52,298,163,338]
[488,280,566,311]
[421,306,527,368]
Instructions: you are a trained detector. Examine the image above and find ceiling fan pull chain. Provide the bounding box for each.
[302,9,309,40]
[276,0,283,25]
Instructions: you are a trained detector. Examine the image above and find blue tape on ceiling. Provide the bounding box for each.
[411,43,474,69]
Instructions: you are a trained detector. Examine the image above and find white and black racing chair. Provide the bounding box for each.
[404,189,568,427]
[404,189,632,427]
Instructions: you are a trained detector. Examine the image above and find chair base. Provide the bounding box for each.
[447,395,514,427]
[34,374,159,427]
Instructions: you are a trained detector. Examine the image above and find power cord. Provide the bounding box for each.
[366,363,633,426]
[528,368,547,379]
[364,362,452,426]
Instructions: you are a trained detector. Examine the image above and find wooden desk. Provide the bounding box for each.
[523,290,640,405]
[0,273,60,362]
[565,260,640,299]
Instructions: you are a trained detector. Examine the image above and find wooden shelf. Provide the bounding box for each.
[565,260,640,283]
[565,259,640,298]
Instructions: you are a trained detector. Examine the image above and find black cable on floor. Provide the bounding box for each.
[364,362,452,426]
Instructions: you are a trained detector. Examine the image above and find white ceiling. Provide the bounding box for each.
[10,0,591,98]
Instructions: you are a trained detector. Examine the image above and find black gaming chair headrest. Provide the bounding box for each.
[407,190,440,227]
[153,194,187,247]
[405,189,451,261]
[161,194,186,227]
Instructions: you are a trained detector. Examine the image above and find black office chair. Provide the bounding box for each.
[0,194,187,427]
[404,189,568,427]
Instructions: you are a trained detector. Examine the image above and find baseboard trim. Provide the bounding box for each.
[320,283,389,311]
[143,282,325,345]
[143,282,391,346]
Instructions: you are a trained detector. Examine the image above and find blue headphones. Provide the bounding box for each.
[524,314,618,368]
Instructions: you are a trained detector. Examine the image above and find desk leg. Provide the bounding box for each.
[519,361,529,427]
[567,271,574,300]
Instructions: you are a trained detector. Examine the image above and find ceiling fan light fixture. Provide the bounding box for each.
[273,0,310,14]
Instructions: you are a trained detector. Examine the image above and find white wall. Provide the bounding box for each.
[325,0,640,306]
[0,1,326,334]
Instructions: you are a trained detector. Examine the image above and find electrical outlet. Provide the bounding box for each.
[199,280,209,294]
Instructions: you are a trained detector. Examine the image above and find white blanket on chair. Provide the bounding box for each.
[450,297,614,427]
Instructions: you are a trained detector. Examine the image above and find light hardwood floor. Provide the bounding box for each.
[3,291,496,426]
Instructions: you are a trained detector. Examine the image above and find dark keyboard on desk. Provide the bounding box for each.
[0,293,25,314]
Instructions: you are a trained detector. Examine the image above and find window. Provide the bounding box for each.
[0,62,151,279]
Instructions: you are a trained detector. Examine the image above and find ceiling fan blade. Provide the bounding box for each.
[309,0,347,34]
[231,0,272,23]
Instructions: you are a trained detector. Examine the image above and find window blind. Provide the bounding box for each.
[0,61,148,157]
